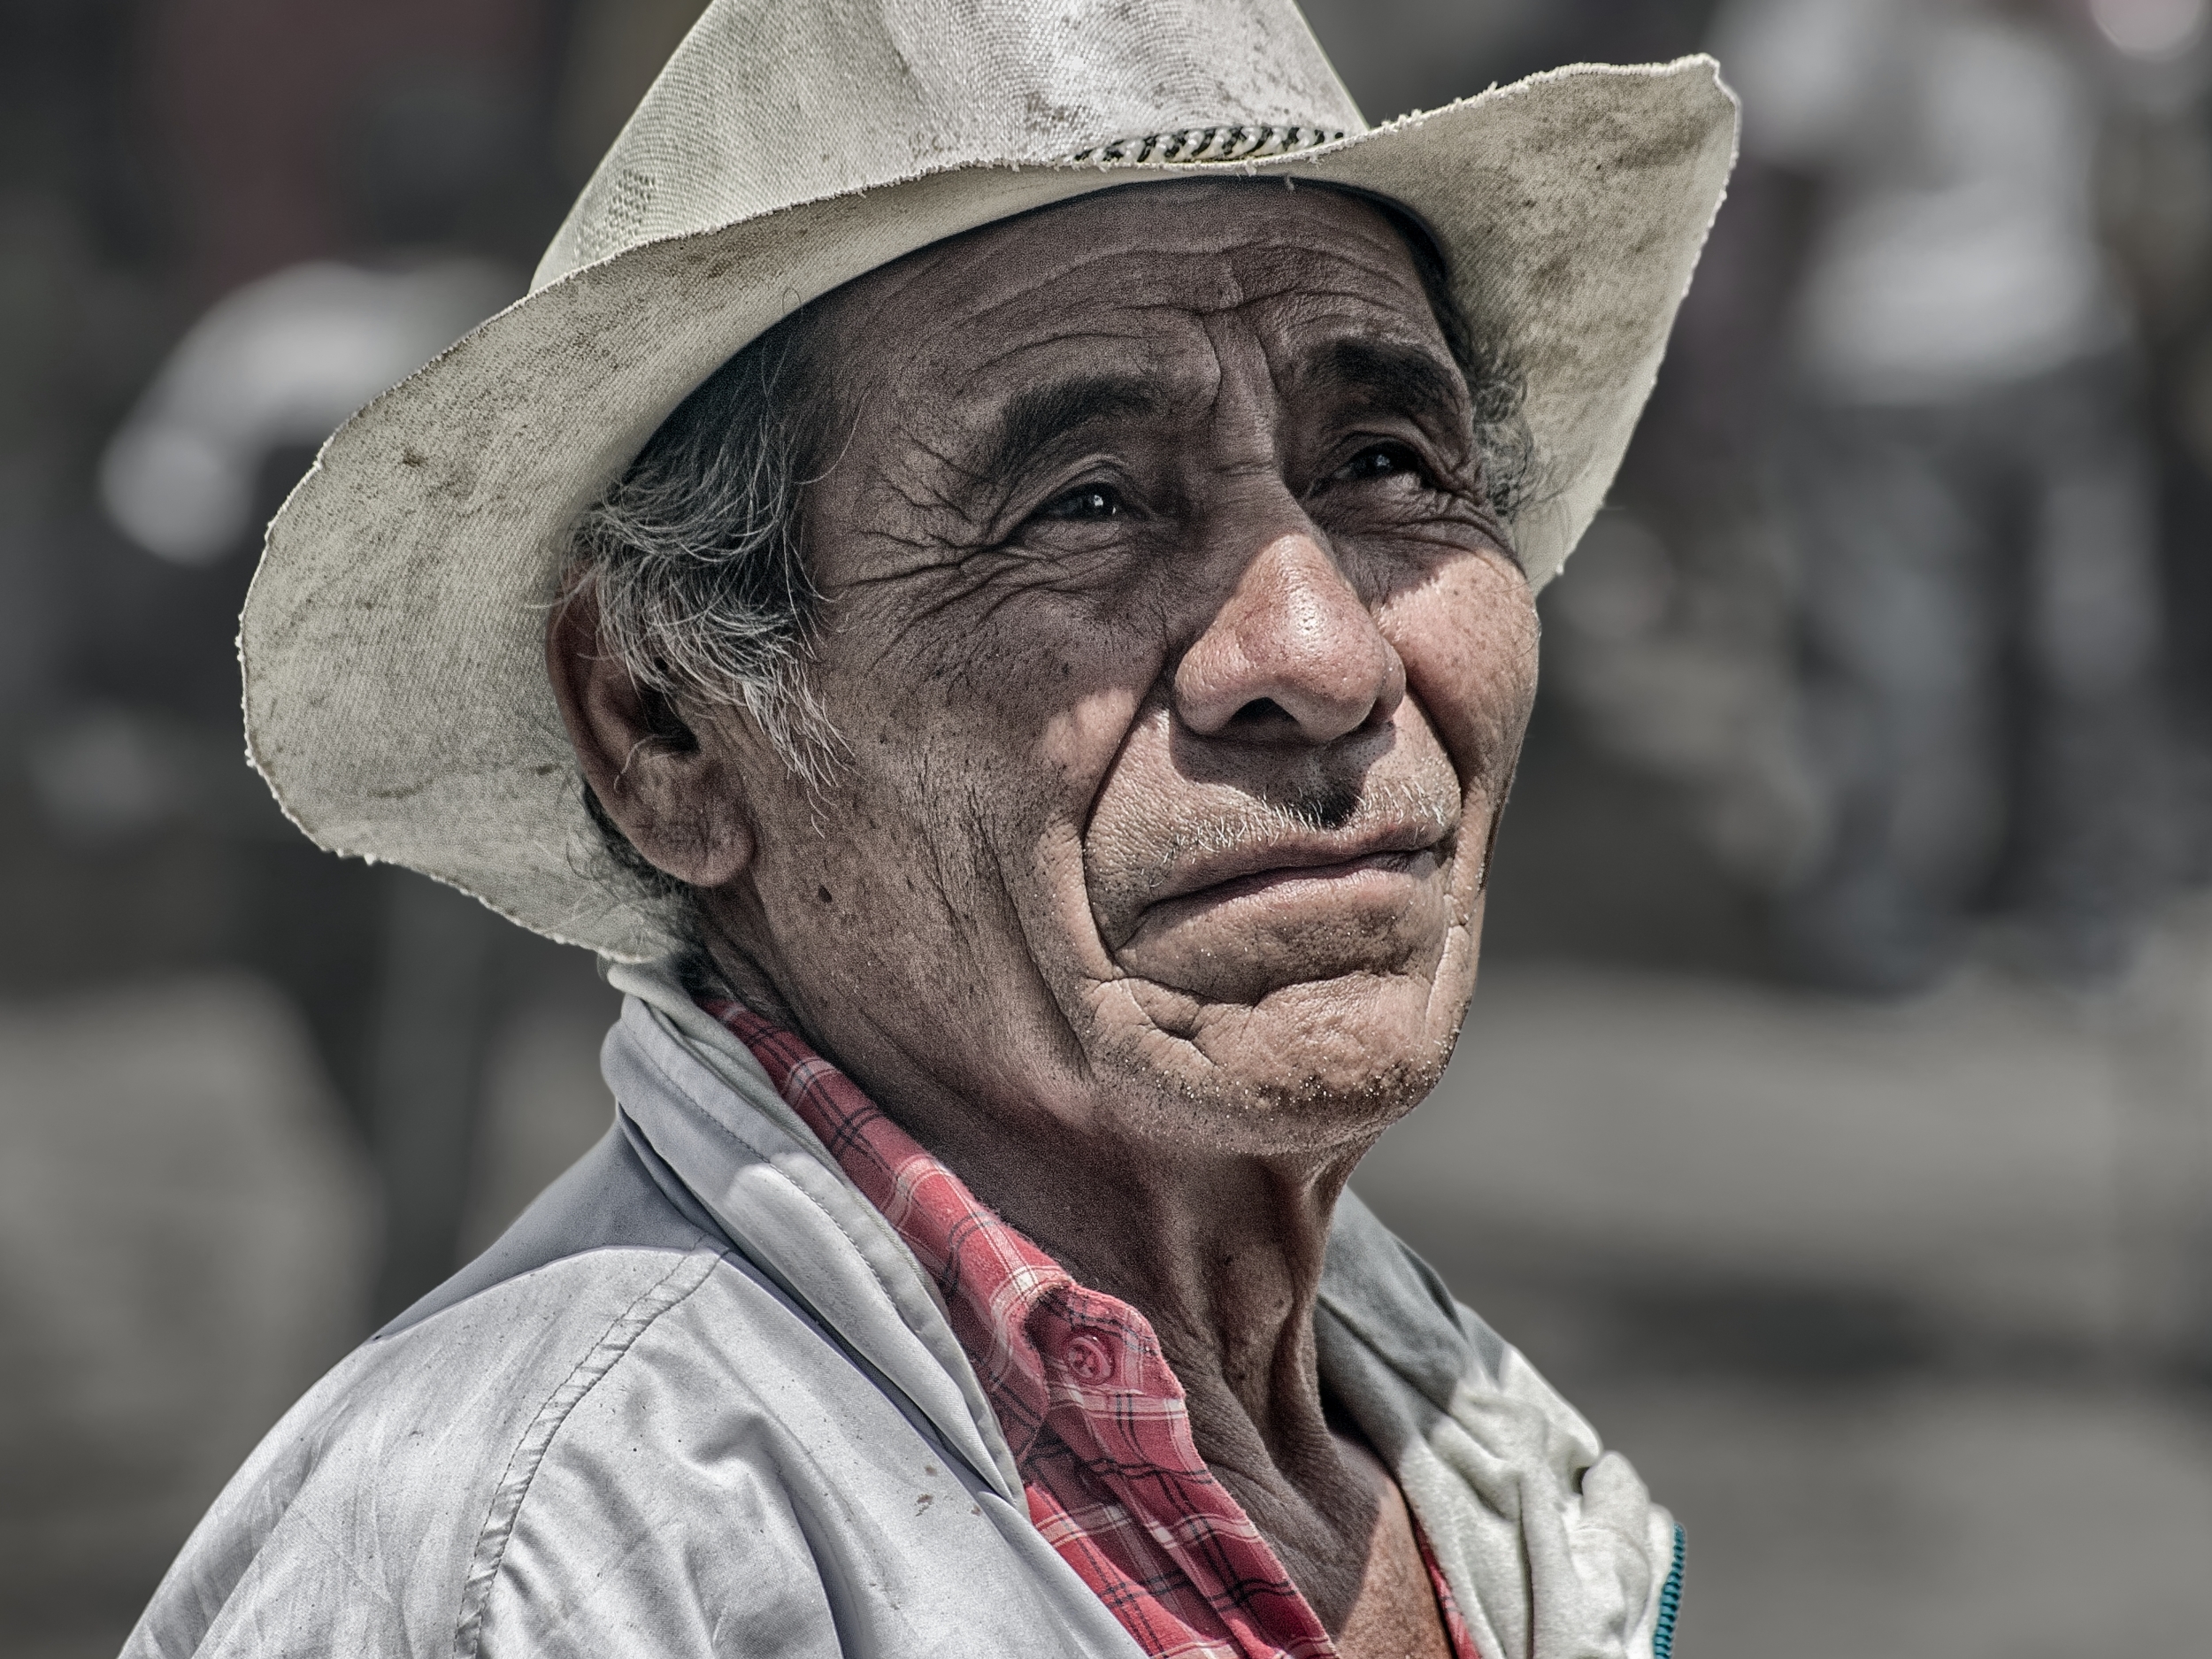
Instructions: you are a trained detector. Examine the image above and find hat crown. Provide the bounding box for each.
[536,0,1364,288]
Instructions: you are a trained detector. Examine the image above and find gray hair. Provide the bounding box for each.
[568,303,842,782]
[564,195,1531,890]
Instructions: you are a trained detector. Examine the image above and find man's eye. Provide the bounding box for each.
[1336,442,1426,484]
[1037,485,1122,521]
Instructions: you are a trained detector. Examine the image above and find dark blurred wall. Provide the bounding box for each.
[143,0,557,297]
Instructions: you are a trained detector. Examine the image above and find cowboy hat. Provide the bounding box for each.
[240,0,1738,961]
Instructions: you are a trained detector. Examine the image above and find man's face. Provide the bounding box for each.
[700,181,1538,1161]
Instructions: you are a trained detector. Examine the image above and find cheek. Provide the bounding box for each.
[1038,681,1155,806]
[899,586,1172,809]
[1379,557,1539,799]
[825,580,1171,856]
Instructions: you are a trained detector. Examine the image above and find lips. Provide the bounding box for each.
[1139,821,1451,913]
[1083,747,1471,956]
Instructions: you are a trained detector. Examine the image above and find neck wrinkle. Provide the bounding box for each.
[931,1105,1368,1502]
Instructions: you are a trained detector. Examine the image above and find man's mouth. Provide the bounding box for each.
[1084,764,1470,954]
[1140,823,1450,912]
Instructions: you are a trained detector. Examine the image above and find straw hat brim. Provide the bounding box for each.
[241,57,1739,961]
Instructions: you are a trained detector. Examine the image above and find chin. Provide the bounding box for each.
[1107,970,1469,1159]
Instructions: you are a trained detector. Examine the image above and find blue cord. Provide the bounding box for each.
[1652,1525,1686,1659]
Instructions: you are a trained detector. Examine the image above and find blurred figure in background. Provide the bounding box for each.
[2095,1,2212,884]
[84,0,717,1315]
[90,65,530,1322]
[1715,0,2188,992]
[79,0,716,1325]
[15,0,722,1345]
[79,10,555,1322]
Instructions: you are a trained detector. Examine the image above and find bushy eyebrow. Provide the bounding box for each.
[976,373,1164,485]
[1306,337,1469,435]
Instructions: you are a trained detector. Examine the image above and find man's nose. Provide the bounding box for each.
[1172,530,1407,742]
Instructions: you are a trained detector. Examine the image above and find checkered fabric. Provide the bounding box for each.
[706,1001,1479,1659]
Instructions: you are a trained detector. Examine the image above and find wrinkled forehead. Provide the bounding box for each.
[815,180,1450,426]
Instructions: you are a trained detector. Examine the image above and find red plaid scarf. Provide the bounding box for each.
[706,1002,1479,1659]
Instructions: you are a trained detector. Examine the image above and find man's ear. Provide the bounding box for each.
[545,576,756,889]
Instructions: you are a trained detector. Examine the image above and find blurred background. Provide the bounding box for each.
[1,0,2208,1653]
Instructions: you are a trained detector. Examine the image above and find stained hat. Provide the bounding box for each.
[241,0,1739,960]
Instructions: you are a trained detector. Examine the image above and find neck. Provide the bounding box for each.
[702,929,1397,1628]
[963,1118,1359,1465]
[879,1058,1388,1608]
[710,920,1361,1464]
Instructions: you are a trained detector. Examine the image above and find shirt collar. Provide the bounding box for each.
[703,999,1193,1464]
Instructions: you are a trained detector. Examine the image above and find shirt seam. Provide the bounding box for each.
[449,1242,724,1659]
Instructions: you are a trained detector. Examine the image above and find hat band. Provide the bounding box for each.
[1070,124,1346,165]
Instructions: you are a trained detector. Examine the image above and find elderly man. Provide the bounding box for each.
[127,4,1733,1657]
